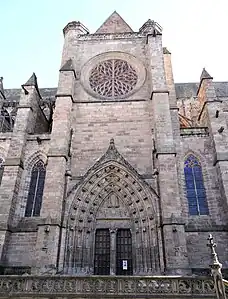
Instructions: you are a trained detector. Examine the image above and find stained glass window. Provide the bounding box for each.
[89,59,138,98]
[184,155,209,215]
[25,160,46,217]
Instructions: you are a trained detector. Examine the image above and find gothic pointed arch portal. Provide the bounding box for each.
[64,139,160,275]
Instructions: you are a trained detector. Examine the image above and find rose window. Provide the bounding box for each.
[89,59,138,98]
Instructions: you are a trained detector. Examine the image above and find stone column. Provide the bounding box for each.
[110,229,117,275]
[146,26,189,274]
[0,74,40,260]
[163,48,180,149]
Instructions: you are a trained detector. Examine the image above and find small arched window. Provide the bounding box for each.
[0,158,4,185]
[25,160,46,217]
[184,155,209,215]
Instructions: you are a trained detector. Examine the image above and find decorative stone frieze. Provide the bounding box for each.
[0,275,217,297]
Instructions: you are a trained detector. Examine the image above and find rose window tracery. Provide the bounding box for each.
[89,59,138,98]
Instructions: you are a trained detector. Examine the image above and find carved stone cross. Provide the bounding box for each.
[207,234,219,265]
[207,234,227,299]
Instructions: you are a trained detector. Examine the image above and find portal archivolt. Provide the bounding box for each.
[64,141,160,275]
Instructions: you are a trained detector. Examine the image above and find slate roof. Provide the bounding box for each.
[60,59,75,72]
[2,82,228,102]
[175,83,199,98]
[214,82,228,97]
[175,82,228,99]
[4,88,57,103]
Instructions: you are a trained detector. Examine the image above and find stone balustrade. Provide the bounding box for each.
[0,275,218,297]
[180,127,209,137]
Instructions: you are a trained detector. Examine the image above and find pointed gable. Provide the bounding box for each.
[22,73,38,87]
[95,11,133,34]
[200,68,213,81]
[21,72,41,98]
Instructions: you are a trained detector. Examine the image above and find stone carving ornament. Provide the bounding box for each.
[81,52,146,100]
[0,276,216,296]
[89,59,138,98]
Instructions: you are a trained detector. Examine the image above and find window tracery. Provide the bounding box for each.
[89,59,138,98]
[25,160,46,217]
[0,107,15,132]
[184,155,209,215]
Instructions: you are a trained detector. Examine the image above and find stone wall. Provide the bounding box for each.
[179,131,228,272]
[14,135,49,223]
[0,135,49,269]
[34,107,49,134]
[3,232,37,267]
[0,134,11,160]
[179,133,226,224]
[63,35,152,103]
[186,231,228,270]
[0,16,227,277]
[71,101,153,177]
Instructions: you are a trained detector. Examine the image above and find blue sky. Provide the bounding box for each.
[1,0,227,88]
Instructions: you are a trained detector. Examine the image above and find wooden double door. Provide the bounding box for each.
[94,229,133,275]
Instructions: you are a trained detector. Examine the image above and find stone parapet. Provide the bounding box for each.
[0,275,218,298]
[180,127,209,137]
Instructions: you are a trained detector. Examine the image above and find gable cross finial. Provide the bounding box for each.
[106,138,117,159]
[110,138,114,145]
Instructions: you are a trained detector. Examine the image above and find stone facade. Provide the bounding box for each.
[0,11,227,286]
